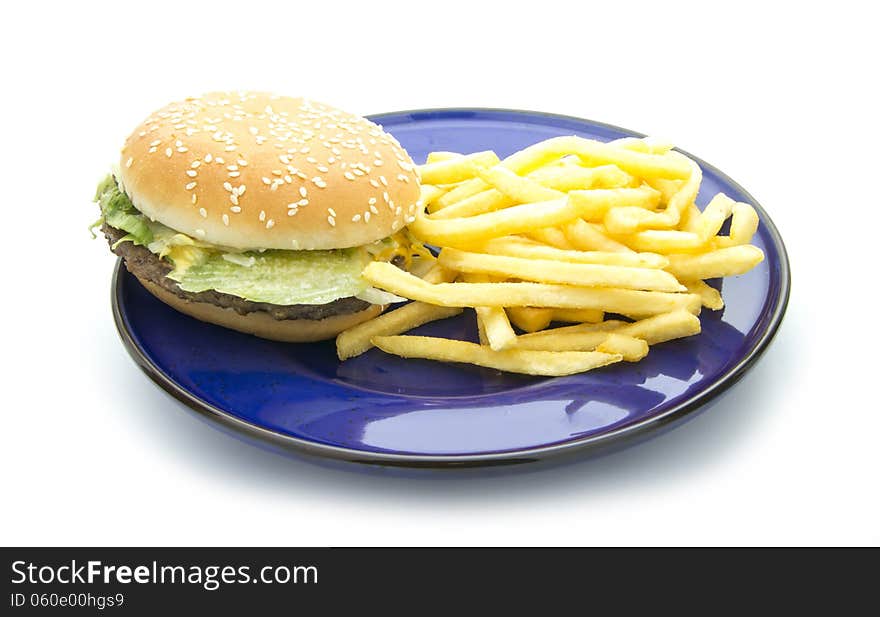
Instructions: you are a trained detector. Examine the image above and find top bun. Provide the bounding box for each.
[118,91,421,250]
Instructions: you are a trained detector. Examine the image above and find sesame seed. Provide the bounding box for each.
[262,177,272,185]
[230,194,239,205]
[148,147,157,153]
[204,154,213,163]
[406,215,416,223]
[225,145,236,151]
[344,172,355,181]
[237,159,248,166]
[185,182,197,190]
[191,161,201,168]
[298,199,309,206]
[328,208,337,217]
[370,205,379,215]
[299,187,308,198]
[379,175,388,186]
[370,179,380,188]
[222,214,230,226]
[150,139,162,147]
[287,208,298,216]
[229,171,241,177]
[215,157,225,164]
[368,197,377,205]
[259,210,266,221]
[186,170,197,177]
[196,229,206,237]
[238,185,246,195]
[230,206,242,213]
[199,208,207,218]
[352,214,361,222]
[266,219,275,229]
[365,211,371,222]
[223,182,233,192]
[177,147,188,153]
[383,191,389,202]
[192,194,198,204]
[374,159,384,166]
[165,148,173,157]
[227,164,238,171]
[317,165,329,173]
[327,216,336,227]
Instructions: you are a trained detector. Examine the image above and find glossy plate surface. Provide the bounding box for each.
[113,108,790,467]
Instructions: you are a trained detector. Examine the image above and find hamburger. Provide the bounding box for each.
[93,91,423,342]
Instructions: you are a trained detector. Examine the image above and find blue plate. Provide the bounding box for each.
[112,108,790,468]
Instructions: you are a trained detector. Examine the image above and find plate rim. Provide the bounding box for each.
[110,107,792,468]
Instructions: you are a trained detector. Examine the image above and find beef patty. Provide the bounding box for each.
[103,224,373,321]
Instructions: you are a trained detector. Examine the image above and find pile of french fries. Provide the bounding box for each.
[336,136,764,376]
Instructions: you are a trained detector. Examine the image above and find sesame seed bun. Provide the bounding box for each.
[137,276,385,342]
[118,91,420,250]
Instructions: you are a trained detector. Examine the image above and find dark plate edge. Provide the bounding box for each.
[110,107,792,469]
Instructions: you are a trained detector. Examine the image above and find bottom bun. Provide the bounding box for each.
[137,276,384,342]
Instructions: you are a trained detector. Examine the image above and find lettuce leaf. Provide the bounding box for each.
[171,249,369,305]
[94,175,153,246]
[92,175,385,306]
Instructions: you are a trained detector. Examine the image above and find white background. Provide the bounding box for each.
[2,1,877,546]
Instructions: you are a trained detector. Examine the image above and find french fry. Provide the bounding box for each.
[408,198,575,246]
[665,245,764,280]
[431,178,490,210]
[469,236,668,268]
[729,202,760,245]
[563,219,634,253]
[647,177,684,204]
[462,273,517,350]
[692,193,735,241]
[363,262,702,314]
[514,330,647,362]
[438,248,686,292]
[568,186,660,220]
[680,201,703,231]
[528,164,634,191]
[336,304,463,360]
[517,319,629,341]
[475,164,566,203]
[335,265,460,360]
[417,151,500,184]
[499,136,693,179]
[419,184,448,207]
[425,151,463,164]
[596,333,650,362]
[506,307,554,333]
[430,188,514,219]
[620,229,707,253]
[475,306,517,351]
[614,310,701,345]
[609,136,675,155]
[604,206,676,235]
[514,330,612,353]
[551,308,604,323]
[683,280,724,310]
[371,335,623,376]
[526,227,575,249]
